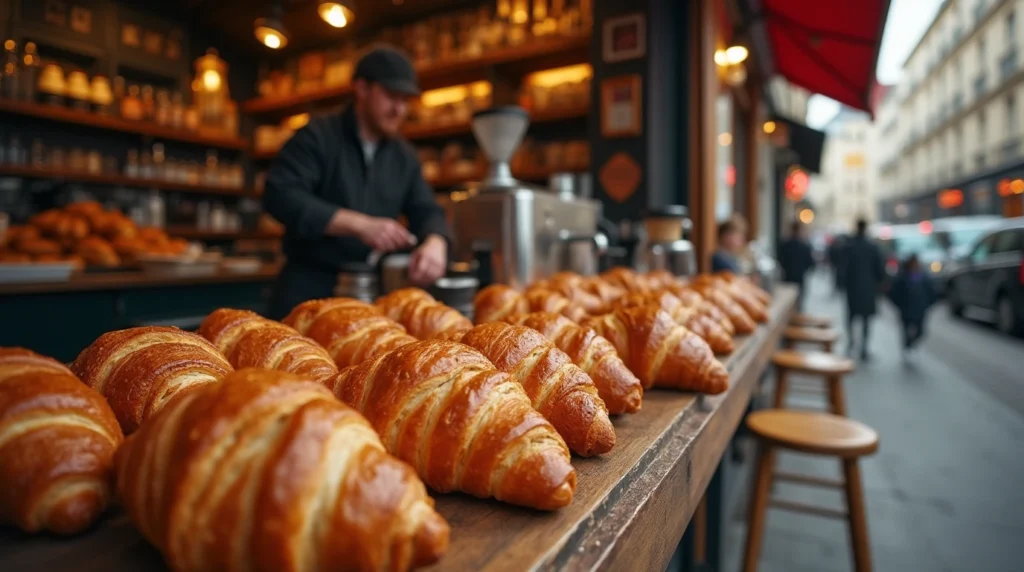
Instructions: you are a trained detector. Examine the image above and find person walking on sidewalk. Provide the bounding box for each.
[888,253,937,356]
[778,220,815,310]
[841,219,886,361]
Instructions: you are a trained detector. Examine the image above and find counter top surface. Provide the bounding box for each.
[0,264,282,295]
[0,286,797,572]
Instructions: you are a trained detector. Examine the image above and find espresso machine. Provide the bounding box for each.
[449,107,606,288]
[633,205,697,278]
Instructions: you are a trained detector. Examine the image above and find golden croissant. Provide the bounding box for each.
[376,288,472,339]
[613,291,735,355]
[199,308,338,382]
[72,326,233,434]
[116,368,449,572]
[663,284,737,336]
[522,287,588,323]
[599,267,651,293]
[505,312,643,414]
[686,282,757,334]
[583,306,729,394]
[693,275,769,323]
[326,340,576,511]
[547,272,604,312]
[0,348,123,534]
[455,322,616,456]
[473,284,529,324]
[284,298,416,369]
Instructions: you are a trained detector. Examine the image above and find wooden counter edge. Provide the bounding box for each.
[0,264,282,295]
[539,286,797,571]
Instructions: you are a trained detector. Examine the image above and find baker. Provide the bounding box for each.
[263,46,451,320]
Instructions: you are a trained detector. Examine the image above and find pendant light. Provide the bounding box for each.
[318,1,356,28]
[254,1,289,49]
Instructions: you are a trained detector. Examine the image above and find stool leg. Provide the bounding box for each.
[742,446,776,572]
[843,459,872,572]
[828,375,847,416]
[773,368,789,409]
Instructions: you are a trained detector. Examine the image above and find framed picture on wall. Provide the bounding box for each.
[602,13,646,63]
[601,74,643,138]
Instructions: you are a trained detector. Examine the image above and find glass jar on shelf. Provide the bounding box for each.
[68,147,87,171]
[140,85,156,122]
[66,71,91,111]
[184,106,200,132]
[37,63,65,106]
[124,149,139,178]
[90,75,114,114]
[103,154,118,174]
[49,147,65,170]
[7,135,24,166]
[86,150,102,174]
[121,85,144,120]
[186,160,200,185]
[152,143,166,180]
[139,149,153,179]
[29,139,45,168]
[204,150,219,186]
[164,157,178,182]
[154,89,172,126]
[170,92,186,129]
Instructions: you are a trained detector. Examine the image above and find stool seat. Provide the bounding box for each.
[772,350,854,375]
[747,410,879,457]
[791,313,832,328]
[784,326,840,344]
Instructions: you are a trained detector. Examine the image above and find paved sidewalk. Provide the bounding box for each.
[724,272,1024,572]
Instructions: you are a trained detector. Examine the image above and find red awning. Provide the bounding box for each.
[760,0,891,114]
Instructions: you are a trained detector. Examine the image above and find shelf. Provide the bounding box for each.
[164,227,283,241]
[252,104,590,161]
[0,100,249,150]
[241,34,592,117]
[427,164,588,189]
[0,165,251,196]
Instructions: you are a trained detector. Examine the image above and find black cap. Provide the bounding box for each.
[353,46,420,96]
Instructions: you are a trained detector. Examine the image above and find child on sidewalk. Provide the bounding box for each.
[887,254,937,356]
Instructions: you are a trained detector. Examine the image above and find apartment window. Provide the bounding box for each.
[1010,95,1018,135]
[1009,10,1017,41]
[977,111,987,169]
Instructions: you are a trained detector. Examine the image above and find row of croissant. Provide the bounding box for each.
[0,267,770,572]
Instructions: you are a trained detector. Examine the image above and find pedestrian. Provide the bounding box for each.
[887,253,937,357]
[841,219,886,361]
[778,220,815,310]
[828,235,847,297]
[711,218,746,273]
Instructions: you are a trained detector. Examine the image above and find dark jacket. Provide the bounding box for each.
[778,237,814,283]
[262,107,451,317]
[888,270,937,322]
[711,250,739,273]
[841,235,886,316]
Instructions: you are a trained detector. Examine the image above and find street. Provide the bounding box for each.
[725,271,1024,572]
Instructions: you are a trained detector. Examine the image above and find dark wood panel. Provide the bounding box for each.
[0,99,248,150]
[0,285,798,572]
[0,165,251,196]
[0,263,280,295]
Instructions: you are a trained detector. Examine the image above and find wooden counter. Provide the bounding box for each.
[0,264,281,296]
[0,286,797,572]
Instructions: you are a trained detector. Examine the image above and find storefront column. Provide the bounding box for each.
[686,0,719,272]
[743,81,763,241]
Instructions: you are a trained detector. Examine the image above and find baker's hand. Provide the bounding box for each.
[351,215,414,252]
[409,235,447,286]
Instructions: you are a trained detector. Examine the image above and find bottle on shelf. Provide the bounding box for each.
[155,88,171,126]
[141,85,155,122]
[124,149,139,178]
[113,76,126,115]
[8,135,25,166]
[20,42,39,101]
[90,75,114,114]
[147,189,165,228]
[204,149,219,186]
[121,85,144,120]
[170,92,185,129]
[139,148,153,179]
[29,138,44,168]
[2,40,20,100]
[152,143,166,180]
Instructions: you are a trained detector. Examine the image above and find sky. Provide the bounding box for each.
[805,0,944,129]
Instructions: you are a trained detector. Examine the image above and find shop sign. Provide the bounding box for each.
[599,152,642,203]
[998,178,1024,197]
[938,189,964,209]
[783,166,809,202]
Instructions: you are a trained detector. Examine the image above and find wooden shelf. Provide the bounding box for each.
[428,164,588,189]
[0,99,248,150]
[0,165,251,196]
[164,227,283,241]
[242,34,592,117]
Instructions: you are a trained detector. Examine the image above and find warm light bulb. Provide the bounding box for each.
[714,49,728,67]
[725,45,749,65]
[763,121,776,134]
[263,33,282,49]
[320,3,351,28]
[718,132,733,146]
[798,209,815,224]
[202,69,221,91]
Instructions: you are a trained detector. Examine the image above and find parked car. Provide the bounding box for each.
[944,218,1024,335]
[932,216,1004,291]
[870,222,945,285]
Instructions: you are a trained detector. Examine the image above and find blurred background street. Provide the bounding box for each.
[726,271,1024,572]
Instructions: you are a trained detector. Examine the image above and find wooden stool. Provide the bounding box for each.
[790,313,832,328]
[742,410,879,572]
[783,326,840,352]
[771,350,855,415]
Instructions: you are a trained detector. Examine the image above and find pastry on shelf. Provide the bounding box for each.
[609,291,734,355]
[72,326,233,434]
[376,287,472,339]
[583,306,729,394]
[473,284,528,324]
[199,308,338,382]
[76,236,121,267]
[327,340,576,510]
[451,322,615,456]
[284,298,416,369]
[505,312,643,414]
[685,281,758,333]
[116,368,449,572]
[0,348,123,534]
[522,286,588,323]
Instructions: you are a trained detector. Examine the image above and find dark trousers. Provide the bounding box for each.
[901,316,926,349]
[266,262,337,320]
[847,313,872,354]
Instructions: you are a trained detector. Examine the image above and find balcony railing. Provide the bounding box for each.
[974,74,987,98]
[1001,49,1019,81]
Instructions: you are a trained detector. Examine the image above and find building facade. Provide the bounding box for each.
[876,0,1024,221]
[811,109,878,233]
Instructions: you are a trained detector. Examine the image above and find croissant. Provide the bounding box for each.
[613,292,735,355]
[662,284,737,336]
[644,270,680,290]
[583,306,729,394]
[473,284,529,324]
[199,308,338,382]
[284,298,417,369]
[714,271,772,305]
[687,282,758,333]
[0,348,123,535]
[116,368,449,572]
[327,340,576,510]
[693,276,769,323]
[504,312,643,414]
[600,267,650,293]
[72,326,232,434]
[547,272,604,312]
[523,287,588,323]
[376,288,473,339]
[582,277,627,305]
[456,322,615,456]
